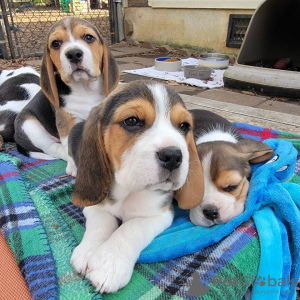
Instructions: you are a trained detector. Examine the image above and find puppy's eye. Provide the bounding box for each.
[122,117,145,130]
[51,40,62,50]
[223,185,238,193]
[124,117,139,126]
[83,34,95,43]
[179,122,190,134]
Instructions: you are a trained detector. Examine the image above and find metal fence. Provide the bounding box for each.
[0,0,113,59]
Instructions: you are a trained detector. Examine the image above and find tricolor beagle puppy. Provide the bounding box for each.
[0,66,40,141]
[69,81,204,293]
[13,17,119,175]
[189,109,274,227]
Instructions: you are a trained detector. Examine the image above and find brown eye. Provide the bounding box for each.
[124,117,139,126]
[52,40,62,50]
[121,116,145,133]
[223,185,238,192]
[179,122,190,134]
[83,34,95,43]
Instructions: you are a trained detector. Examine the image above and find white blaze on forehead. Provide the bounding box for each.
[201,151,215,193]
[147,83,171,123]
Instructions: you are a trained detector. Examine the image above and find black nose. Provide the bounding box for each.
[66,49,83,64]
[203,205,219,221]
[157,147,182,171]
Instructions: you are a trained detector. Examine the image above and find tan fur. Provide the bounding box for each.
[174,114,204,210]
[215,170,243,191]
[55,109,76,137]
[104,99,156,170]
[41,47,60,108]
[112,98,156,125]
[170,103,192,128]
[236,178,249,203]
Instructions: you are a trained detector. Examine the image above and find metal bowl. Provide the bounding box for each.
[198,53,229,69]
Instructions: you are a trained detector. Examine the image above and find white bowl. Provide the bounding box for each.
[155,57,182,72]
[198,53,229,69]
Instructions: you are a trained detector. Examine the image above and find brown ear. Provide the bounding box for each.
[72,106,112,207]
[237,138,274,164]
[40,47,60,108]
[101,40,119,96]
[175,131,204,209]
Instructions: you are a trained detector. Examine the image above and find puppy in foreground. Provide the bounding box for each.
[69,81,204,293]
[189,109,274,227]
[12,17,119,175]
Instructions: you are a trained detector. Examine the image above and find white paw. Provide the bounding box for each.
[66,159,77,177]
[85,245,135,293]
[70,242,95,275]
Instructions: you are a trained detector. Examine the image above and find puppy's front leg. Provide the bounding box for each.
[70,205,119,275]
[56,109,77,176]
[85,209,173,294]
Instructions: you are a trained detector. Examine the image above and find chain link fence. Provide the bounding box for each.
[0,0,112,59]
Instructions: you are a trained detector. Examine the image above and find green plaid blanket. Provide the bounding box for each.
[0,123,299,300]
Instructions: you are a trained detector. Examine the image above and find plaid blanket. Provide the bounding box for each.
[0,123,299,300]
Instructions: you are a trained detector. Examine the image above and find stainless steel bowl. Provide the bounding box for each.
[198,53,229,69]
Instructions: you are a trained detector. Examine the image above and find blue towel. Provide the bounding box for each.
[138,139,300,299]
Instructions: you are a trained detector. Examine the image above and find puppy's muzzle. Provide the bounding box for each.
[203,205,219,221]
[66,49,83,64]
[157,147,182,171]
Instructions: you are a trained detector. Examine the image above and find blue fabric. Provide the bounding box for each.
[139,139,300,300]
[250,140,300,300]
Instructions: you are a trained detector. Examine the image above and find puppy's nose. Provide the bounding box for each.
[66,49,83,64]
[203,205,219,221]
[157,147,182,171]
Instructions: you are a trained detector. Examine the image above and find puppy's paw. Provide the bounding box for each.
[66,159,77,177]
[71,243,95,275]
[86,245,135,293]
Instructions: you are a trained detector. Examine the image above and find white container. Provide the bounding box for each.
[155,57,182,72]
[198,53,229,69]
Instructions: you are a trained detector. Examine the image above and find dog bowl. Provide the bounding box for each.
[183,65,213,80]
[198,53,229,69]
[155,57,182,72]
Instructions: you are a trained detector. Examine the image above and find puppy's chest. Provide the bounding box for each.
[61,89,105,121]
[105,183,172,221]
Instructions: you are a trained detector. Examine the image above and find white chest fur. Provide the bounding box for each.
[62,77,105,121]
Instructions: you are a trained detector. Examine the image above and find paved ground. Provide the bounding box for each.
[26,44,300,134]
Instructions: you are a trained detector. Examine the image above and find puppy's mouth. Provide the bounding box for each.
[146,172,180,191]
[69,64,94,81]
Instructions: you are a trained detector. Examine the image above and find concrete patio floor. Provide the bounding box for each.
[26,44,300,134]
[111,45,300,135]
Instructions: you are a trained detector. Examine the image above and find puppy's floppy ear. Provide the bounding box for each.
[73,106,112,207]
[175,130,204,210]
[40,46,60,109]
[100,38,119,96]
[237,138,274,164]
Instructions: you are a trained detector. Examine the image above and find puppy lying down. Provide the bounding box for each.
[189,109,274,227]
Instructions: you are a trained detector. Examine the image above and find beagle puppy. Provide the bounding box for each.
[13,17,119,175]
[69,81,204,293]
[189,109,274,227]
[0,66,40,141]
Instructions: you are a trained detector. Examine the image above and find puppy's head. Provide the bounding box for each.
[41,17,119,108]
[190,139,274,226]
[72,81,204,209]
